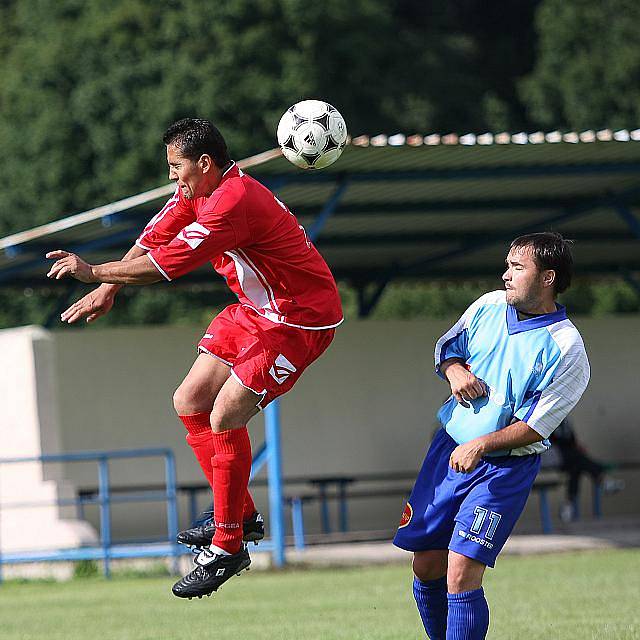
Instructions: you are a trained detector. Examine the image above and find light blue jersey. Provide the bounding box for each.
[435,290,590,455]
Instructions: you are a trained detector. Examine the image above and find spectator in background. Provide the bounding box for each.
[550,418,624,521]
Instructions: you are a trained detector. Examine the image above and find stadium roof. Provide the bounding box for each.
[2,128,640,317]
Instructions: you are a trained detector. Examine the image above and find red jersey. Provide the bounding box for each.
[136,162,343,330]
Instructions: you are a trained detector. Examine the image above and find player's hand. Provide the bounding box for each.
[443,362,487,408]
[449,440,484,473]
[46,250,97,284]
[60,285,117,324]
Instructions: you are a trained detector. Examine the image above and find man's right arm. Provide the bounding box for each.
[440,358,487,408]
[60,244,147,324]
[435,294,495,406]
[59,189,195,323]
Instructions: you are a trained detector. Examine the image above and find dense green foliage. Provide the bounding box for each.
[0,0,540,236]
[1,278,638,330]
[522,0,640,129]
[1,551,639,639]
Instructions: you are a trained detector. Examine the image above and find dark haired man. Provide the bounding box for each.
[46,118,343,598]
[394,232,590,639]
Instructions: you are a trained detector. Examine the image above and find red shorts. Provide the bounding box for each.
[197,304,335,408]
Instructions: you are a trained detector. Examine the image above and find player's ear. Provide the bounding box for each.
[542,269,556,289]
[198,154,213,173]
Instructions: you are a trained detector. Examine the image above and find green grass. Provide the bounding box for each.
[1,549,638,639]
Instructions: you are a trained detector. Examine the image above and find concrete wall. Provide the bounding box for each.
[47,315,640,541]
[0,326,97,553]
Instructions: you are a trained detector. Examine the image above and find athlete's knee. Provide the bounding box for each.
[412,550,448,582]
[210,385,260,432]
[447,552,485,593]
[173,381,213,416]
[210,403,258,432]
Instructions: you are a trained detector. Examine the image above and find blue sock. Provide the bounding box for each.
[446,588,489,640]
[413,576,448,640]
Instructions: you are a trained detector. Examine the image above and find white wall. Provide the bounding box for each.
[0,326,97,553]
[47,315,640,540]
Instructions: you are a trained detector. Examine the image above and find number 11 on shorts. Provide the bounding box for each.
[470,506,502,541]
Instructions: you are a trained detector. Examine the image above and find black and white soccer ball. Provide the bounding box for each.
[277,100,348,170]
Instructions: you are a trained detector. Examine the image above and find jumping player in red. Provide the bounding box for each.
[46,118,343,598]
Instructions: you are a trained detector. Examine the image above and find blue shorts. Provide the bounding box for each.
[393,429,540,567]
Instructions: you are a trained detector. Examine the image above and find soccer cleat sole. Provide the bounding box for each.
[175,557,251,600]
[179,530,264,553]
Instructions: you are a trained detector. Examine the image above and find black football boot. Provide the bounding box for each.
[171,545,251,599]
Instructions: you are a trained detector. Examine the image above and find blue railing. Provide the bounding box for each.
[0,448,181,582]
[0,421,286,582]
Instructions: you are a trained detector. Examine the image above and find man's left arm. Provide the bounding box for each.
[449,421,542,473]
[450,342,591,473]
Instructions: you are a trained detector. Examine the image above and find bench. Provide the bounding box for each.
[75,473,562,547]
[283,472,565,548]
[76,462,639,547]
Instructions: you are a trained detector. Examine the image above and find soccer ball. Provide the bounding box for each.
[277,100,348,170]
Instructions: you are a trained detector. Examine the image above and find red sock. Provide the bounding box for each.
[178,413,256,520]
[180,415,256,519]
[211,427,252,554]
[180,413,215,489]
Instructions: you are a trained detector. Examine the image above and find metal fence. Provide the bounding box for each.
[0,447,182,582]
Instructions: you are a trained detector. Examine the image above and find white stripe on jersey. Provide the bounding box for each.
[525,320,590,439]
[225,250,282,319]
[147,252,172,281]
[434,290,505,367]
[236,249,283,315]
[138,188,180,244]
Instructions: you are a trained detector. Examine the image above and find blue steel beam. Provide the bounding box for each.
[392,188,640,279]
[0,226,140,283]
[254,162,640,184]
[355,189,640,316]
[623,271,640,298]
[613,202,640,239]
[307,178,349,242]
[264,401,285,567]
[287,196,634,217]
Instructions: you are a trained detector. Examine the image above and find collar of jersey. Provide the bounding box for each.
[219,160,238,185]
[506,302,567,335]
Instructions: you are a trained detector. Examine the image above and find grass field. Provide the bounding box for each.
[1,549,638,639]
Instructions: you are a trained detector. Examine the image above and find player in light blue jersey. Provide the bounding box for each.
[394,232,590,640]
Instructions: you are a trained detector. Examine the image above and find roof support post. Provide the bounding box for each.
[612,202,640,239]
[622,271,640,299]
[307,177,348,243]
[357,279,390,318]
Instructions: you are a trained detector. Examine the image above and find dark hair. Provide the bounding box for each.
[163,118,231,167]
[510,232,574,294]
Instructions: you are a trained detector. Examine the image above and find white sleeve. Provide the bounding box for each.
[523,342,590,439]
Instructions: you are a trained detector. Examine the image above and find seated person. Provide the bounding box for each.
[550,418,624,520]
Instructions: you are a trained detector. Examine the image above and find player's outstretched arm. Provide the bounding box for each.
[46,249,161,285]
[60,285,117,324]
[58,244,148,324]
[441,358,488,407]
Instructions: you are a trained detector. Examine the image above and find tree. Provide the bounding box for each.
[0,0,541,237]
[520,0,640,130]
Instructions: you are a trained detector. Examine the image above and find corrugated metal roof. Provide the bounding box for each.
[1,132,639,292]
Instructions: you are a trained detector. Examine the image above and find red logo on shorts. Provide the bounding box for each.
[398,502,413,528]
